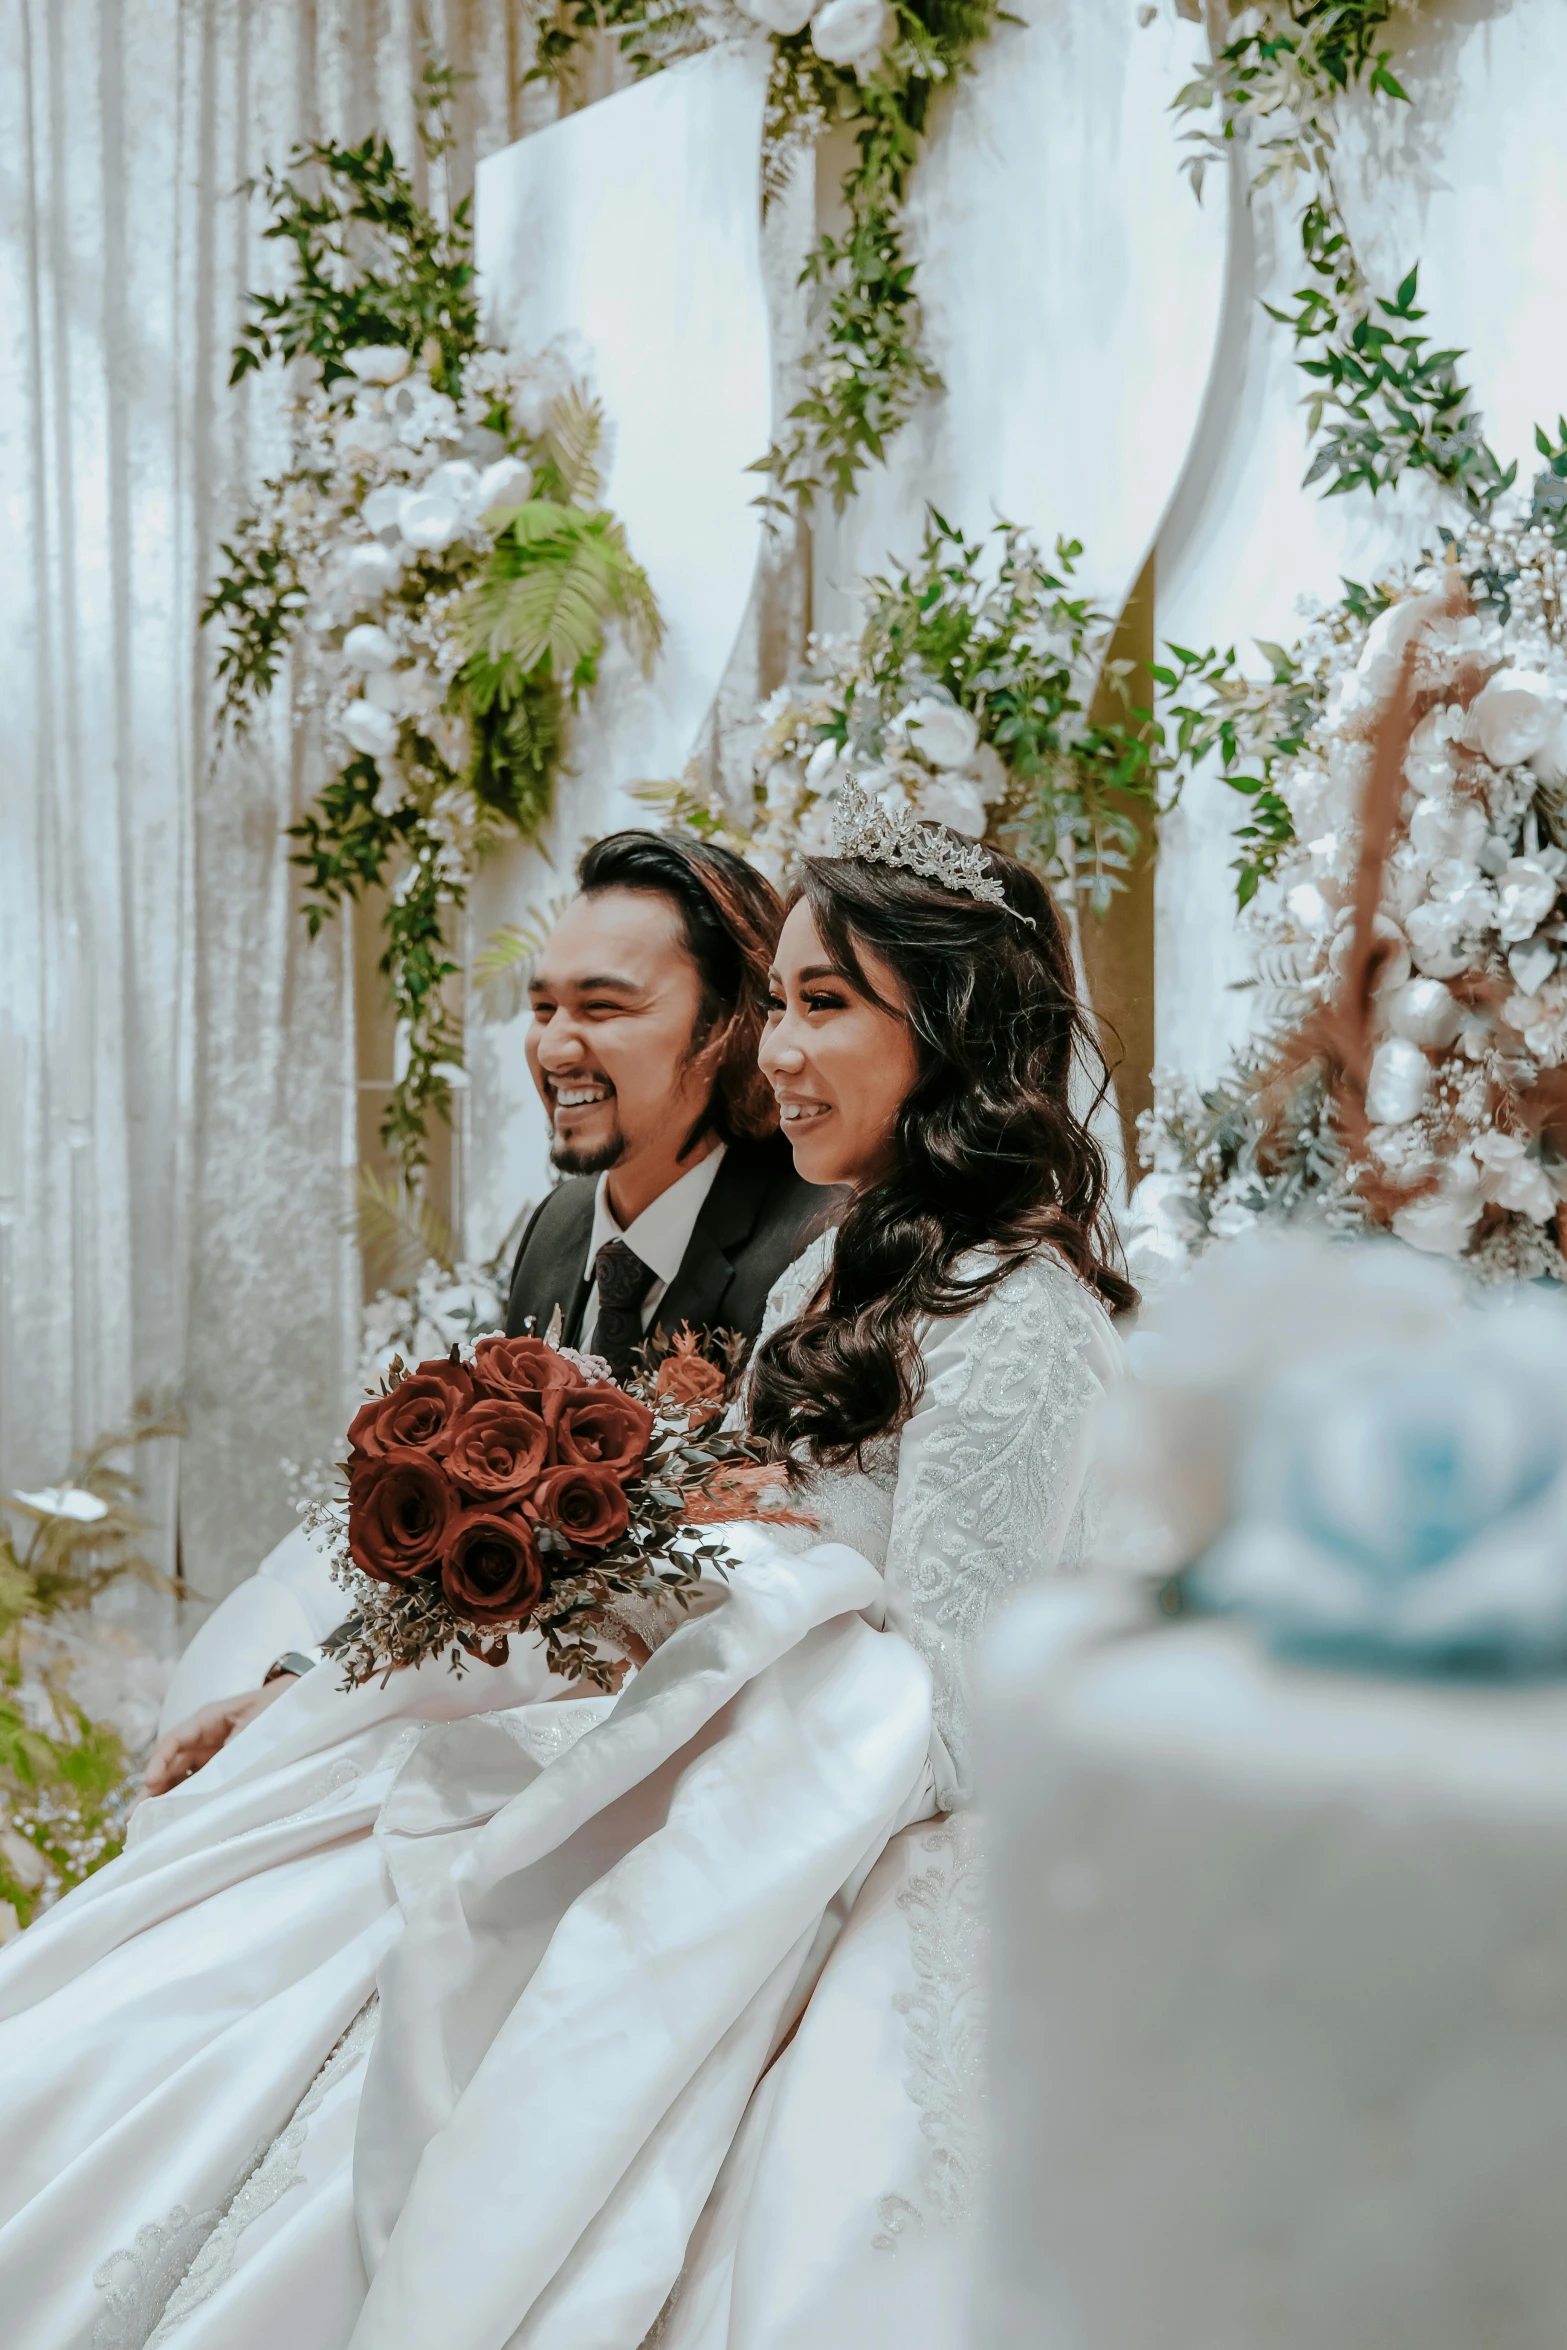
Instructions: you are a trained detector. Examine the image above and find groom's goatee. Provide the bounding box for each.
[550,1131,626,1177]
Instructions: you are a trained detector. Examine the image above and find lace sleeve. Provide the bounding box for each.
[883,1250,1120,1809]
[756,1226,836,1346]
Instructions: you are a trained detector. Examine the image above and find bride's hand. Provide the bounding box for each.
[142,1681,291,1796]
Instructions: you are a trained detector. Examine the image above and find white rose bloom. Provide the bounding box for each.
[373,771,406,818]
[735,0,815,32]
[895,696,980,770]
[343,623,396,673]
[1497,856,1560,943]
[1401,900,1467,980]
[422,458,482,514]
[1365,1036,1431,1127]
[1383,977,1463,1051]
[1474,1131,1559,1224]
[477,455,533,515]
[343,698,400,758]
[917,774,988,838]
[398,491,464,553]
[360,484,408,535]
[811,0,894,70]
[1471,668,1564,768]
[1408,795,1486,871]
[1528,698,1567,790]
[364,668,411,718]
[967,741,1008,805]
[344,345,411,385]
[339,543,403,607]
[1391,1155,1483,1256]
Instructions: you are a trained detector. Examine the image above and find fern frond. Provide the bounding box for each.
[352,1165,455,1285]
[472,896,570,1024]
[540,387,605,507]
[459,508,664,682]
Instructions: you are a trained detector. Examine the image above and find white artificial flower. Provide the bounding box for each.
[795,798,839,855]
[364,669,412,718]
[734,0,815,32]
[345,345,411,385]
[1471,668,1564,768]
[1407,795,1486,872]
[1402,899,1469,980]
[343,623,396,673]
[333,407,393,463]
[1529,698,1567,790]
[1473,1130,1558,1224]
[342,698,400,758]
[11,1486,108,1523]
[1497,855,1561,942]
[372,772,405,818]
[1507,939,1556,999]
[1382,977,1462,1051]
[477,455,533,513]
[422,458,483,513]
[1365,1036,1431,1126]
[360,484,408,535]
[811,0,895,72]
[917,774,988,837]
[967,741,1008,805]
[1391,1153,1483,1256]
[338,542,403,608]
[397,491,464,553]
[894,696,980,770]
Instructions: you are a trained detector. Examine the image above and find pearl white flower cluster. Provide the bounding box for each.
[359,1257,508,1388]
[248,339,579,863]
[1132,519,1567,1289]
[737,0,895,80]
[742,638,1008,887]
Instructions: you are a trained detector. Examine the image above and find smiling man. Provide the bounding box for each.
[504,829,838,1376]
[142,831,836,1798]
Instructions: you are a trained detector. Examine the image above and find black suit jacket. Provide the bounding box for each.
[505,1133,838,1356]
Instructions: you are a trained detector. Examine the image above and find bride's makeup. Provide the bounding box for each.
[759,901,919,1189]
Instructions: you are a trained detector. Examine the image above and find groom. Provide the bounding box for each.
[505,828,831,1369]
[144,830,834,1794]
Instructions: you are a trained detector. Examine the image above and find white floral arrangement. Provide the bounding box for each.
[742,643,1008,882]
[359,1254,509,1387]
[1132,509,1567,1289]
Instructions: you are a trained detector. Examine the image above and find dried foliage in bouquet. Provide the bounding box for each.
[314,1330,782,1689]
[1133,499,1567,1290]
[202,88,659,1174]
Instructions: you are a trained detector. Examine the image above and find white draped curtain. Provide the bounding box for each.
[0,0,561,1607]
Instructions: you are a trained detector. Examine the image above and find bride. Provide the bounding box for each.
[0,793,1130,2350]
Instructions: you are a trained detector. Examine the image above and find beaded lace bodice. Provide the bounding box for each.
[751,1227,1120,1807]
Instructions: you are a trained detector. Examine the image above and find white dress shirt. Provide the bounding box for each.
[579,1142,727,1349]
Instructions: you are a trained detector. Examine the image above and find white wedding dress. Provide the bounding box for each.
[0,1234,1119,2350]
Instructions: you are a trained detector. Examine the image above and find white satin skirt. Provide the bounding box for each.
[0,1533,982,2350]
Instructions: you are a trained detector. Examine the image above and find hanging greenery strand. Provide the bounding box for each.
[202,108,659,1178]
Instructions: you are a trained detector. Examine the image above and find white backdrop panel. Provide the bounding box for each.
[467,44,773,1262]
[814,0,1227,628]
[1157,0,1567,1083]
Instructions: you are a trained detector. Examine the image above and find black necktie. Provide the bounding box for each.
[592,1239,656,1382]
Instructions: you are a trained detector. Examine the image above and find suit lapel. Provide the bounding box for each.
[511,1184,597,1340]
[652,1146,770,1342]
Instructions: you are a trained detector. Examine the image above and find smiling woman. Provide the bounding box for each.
[751,847,1135,1466]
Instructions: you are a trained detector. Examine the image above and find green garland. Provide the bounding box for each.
[204,121,659,1175]
[524,0,1004,518]
[1159,0,1534,898]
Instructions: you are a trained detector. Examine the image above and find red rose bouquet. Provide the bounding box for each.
[313,1331,768,1689]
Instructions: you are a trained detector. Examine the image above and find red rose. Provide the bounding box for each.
[469,1336,584,1422]
[348,1360,474,1458]
[554,1385,655,1485]
[534,1464,629,1550]
[440,1510,547,1625]
[348,1449,456,1583]
[438,1399,549,1500]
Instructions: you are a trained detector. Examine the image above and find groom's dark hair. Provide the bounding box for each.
[577,830,781,1149]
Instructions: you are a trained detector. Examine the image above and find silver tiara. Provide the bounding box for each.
[830,774,1010,910]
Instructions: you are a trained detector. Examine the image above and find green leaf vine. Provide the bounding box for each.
[202,119,660,1178]
[522,0,1006,518]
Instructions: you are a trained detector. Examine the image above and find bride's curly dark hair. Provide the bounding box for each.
[748,847,1135,1467]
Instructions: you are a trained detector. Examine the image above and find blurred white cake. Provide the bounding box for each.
[978,1580,1567,2350]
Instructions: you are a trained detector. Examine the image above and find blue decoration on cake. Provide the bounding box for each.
[1189,1294,1567,1675]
